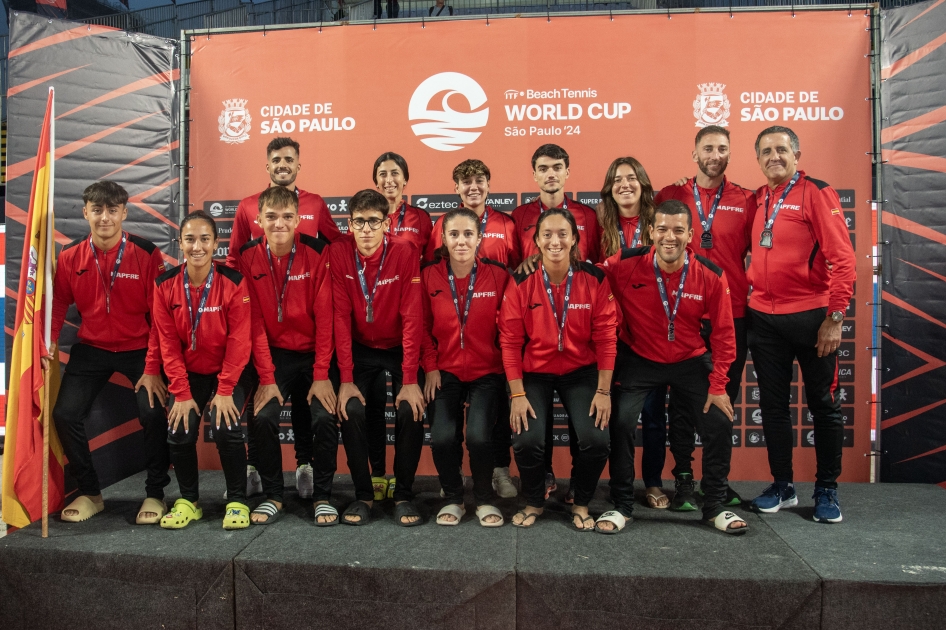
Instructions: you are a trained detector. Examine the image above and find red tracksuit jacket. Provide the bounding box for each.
[602,246,736,395]
[237,232,334,382]
[330,235,423,384]
[655,177,756,318]
[52,232,166,374]
[499,261,617,381]
[747,170,855,315]
[424,206,521,269]
[226,187,343,267]
[421,257,511,382]
[153,263,251,400]
[386,202,433,253]
[511,198,602,263]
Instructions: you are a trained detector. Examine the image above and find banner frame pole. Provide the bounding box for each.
[179,28,189,231]
[179,5,877,38]
[870,4,884,482]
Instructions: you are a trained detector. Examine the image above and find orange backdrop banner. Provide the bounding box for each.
[189,11,873,482]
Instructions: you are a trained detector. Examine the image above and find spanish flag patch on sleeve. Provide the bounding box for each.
[412,277,421,283]
[243,295,251,303]
[831,208,841,215]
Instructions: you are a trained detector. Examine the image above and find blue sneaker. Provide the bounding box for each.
[812,487,843,523]
[750,482,797,513]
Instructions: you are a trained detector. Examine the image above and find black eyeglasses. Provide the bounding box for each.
[350,217,385,231]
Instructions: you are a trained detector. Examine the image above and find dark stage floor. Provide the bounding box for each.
[1,472,944,629]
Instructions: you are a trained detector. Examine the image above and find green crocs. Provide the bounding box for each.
[160,498,203,530]
[222,502,251,530]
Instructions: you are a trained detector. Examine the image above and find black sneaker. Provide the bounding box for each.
[698,482,743,507]
[670,473,699,512]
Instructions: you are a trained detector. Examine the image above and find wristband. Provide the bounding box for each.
[595,389,611,397]
[510,392,526,399]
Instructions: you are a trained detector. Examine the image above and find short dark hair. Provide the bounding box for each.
[695,125,730,146]
[372,152,410,185]
[266,137,300,157]
[83,181,128,206]
[349,189,389,217]
[258,186,298,214]
[531,144,569,170]
[181,210,218,239]
[654,199,692,228]
[755,126,800,156]
[452,159,491,184]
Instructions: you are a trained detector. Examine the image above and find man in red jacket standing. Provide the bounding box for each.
[747,126,855,524]
[237,186,339,525]
[227,137,343,502]
[331,189,426,527]
[46,181,170,525]
[654,126,755,509]
[602,200,744,535]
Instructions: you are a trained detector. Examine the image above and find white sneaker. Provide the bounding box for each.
[223,465,263,499]
[296,464,314,499]
[492,467,518,498]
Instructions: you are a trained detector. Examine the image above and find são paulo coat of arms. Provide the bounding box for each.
[693,83,730,128]
[219,98,252,144]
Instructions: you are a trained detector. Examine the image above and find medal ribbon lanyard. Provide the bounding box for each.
[89,232,127,314]
[618,217,642,249]
[184,264,215,351]
[653,252,690,342]
[760,172,801,249]
[354,237,388,323]
[447,260,478,350]
[541,263,574,352]
[266,241,296,323]
[692,179,725,249]
[473,207,489,257]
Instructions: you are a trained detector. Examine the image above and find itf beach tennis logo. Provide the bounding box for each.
[409,73,489,151]
[219,99,252,144]
[693,83,730,128]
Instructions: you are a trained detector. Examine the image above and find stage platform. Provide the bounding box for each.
[1,473,944,630]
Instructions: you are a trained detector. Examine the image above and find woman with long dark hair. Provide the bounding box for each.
[598,157,672,509]
[153,211,253,530]
[598,157,656,257]
[423,208,510,527]
[500,208,617,530]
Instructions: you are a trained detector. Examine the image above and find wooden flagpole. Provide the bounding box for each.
[42,367,50,538]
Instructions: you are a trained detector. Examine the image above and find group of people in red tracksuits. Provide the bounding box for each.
[47,124,855,535]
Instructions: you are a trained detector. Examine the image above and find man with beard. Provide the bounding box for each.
[654,126,755,511]
[227,137,343,502]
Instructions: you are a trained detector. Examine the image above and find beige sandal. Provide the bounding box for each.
[136,498,168,525]
[645,487,670,509]
[61,495,105,522]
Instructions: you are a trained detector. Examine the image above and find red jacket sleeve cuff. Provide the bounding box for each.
[144,360,161,376]
[216,381,235,397]
[312,366,330,381]
[422,356,438,374]
[401,364,419,385]
[340,367,354,383]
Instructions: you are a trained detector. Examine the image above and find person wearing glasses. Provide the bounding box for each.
[330,189,426,527]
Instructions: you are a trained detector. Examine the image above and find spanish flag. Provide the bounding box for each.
[1,88,64,528]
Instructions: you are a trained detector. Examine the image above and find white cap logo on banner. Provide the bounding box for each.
[693,83,730,128]
[409,72,489,151]
[219,98,252,144]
